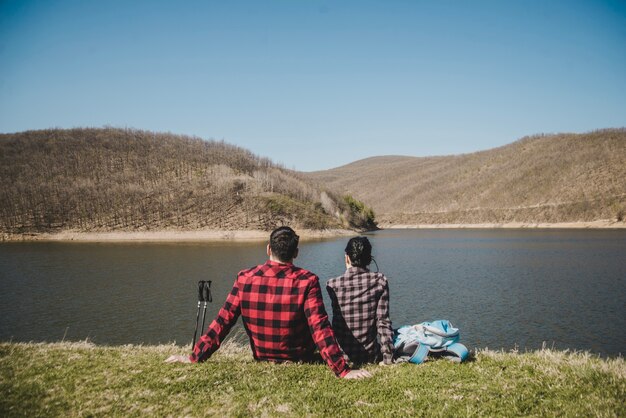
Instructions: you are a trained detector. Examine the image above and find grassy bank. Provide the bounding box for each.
[1,342,624,417]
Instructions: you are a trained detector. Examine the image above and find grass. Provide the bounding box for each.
[1,342,624,417]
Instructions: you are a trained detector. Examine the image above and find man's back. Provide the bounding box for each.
[191,259,349,376]
[238,260,320,361]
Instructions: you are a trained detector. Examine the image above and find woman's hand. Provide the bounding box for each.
[342,369,372,379]
[165,355,191,363]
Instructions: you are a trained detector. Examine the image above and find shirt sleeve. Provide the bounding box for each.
[304,276,351,377]
[190,276,242,363]
[377,276,395,364]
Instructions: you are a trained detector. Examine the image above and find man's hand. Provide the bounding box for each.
[165,354,192,363]
[342,369,372,379]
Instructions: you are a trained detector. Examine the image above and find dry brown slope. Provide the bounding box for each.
[307,129,626,225]
[0,128,371,235]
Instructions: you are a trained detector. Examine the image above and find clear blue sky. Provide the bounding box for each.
[1,0,625,171]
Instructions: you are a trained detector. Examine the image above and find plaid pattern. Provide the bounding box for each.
[190,260,350,377]
[326,267,394,364]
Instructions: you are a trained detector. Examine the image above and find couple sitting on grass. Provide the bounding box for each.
[166,226,392,380]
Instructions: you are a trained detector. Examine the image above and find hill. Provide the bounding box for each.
[307,129,626,226]
[1,342,624,417]
[0,128,374,236]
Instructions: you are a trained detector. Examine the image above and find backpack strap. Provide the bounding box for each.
[408,342,431,364]
[443,342,469,362]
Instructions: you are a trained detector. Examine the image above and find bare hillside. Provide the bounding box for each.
[307,129,626,225]
[0,128,374,235]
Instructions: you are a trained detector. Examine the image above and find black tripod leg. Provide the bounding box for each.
[200,301,208,335]
[200,281,211,332]
[192,281,207,350]
[192,301,201,350]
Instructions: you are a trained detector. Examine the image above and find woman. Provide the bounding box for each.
[326,236,394,365]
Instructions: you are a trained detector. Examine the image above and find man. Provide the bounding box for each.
[166,226,371,379]
[326,236,394,365]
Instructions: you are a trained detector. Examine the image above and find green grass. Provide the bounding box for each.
[1,341,624,417]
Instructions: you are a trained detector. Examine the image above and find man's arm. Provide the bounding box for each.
[304,276,370,378]
[376,277,395,365]
[189,276,242,363]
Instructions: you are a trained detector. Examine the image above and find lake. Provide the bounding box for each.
[0,229,624,357]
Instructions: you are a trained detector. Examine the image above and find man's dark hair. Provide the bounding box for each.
[345,236,372,267]
[269,226,299,262]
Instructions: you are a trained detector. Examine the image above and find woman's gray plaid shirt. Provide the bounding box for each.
[326,267,394,364]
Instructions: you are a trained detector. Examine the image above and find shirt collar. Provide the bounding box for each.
[346,266,369,274]
[267,259,294,268]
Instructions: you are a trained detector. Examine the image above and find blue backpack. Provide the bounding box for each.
[393,320,469,364]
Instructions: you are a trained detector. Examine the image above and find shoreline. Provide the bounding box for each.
[2,220,625,242]
[0,228,357,243]
[379,220,626,229]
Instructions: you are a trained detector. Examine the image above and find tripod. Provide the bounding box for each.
[191,280,212,350]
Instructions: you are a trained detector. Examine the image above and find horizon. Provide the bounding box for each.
[1,0,625,171]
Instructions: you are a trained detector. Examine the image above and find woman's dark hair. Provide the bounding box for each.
[345,236,372,267]
[269,226,299,262]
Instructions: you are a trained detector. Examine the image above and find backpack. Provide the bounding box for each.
[393,320,469,364]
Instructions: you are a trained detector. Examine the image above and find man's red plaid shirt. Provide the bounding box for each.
[190,260,350,377]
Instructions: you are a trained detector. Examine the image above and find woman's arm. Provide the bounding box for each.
[376,276,394,364]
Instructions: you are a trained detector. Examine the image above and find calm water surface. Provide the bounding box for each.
[1,229,624,356]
